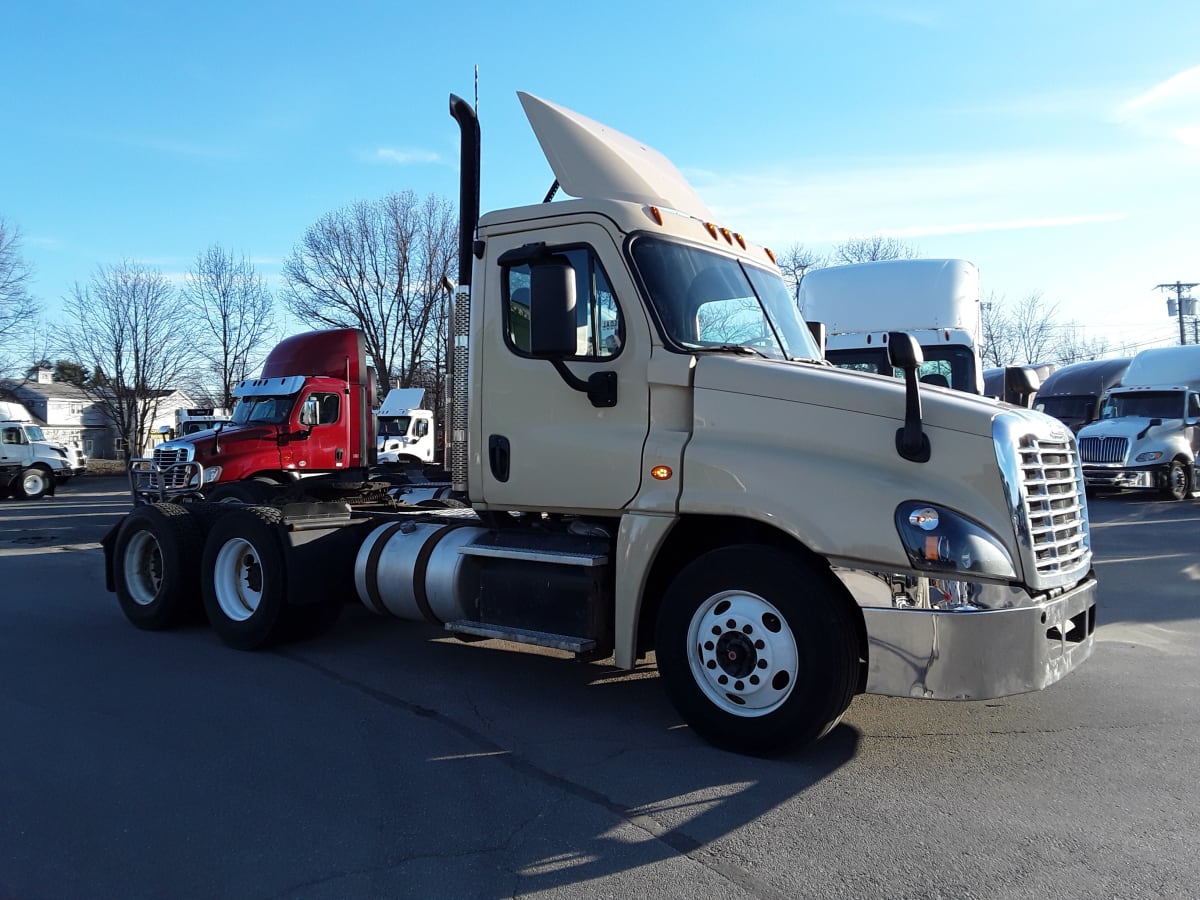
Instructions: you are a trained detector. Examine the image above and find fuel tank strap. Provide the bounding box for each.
[411,523,479,625]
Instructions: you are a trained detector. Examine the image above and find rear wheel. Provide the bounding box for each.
[202,507,289,649]
[204,480,276,504]
[655,545,859,755]
[1161,460,1190,501]
[114,503,205,629]
[16,467,50,500]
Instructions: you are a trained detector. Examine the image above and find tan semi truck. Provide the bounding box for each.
[103,91,1097,754]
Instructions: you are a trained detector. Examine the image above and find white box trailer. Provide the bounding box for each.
[800,259,983,394]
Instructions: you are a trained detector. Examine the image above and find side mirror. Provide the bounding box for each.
[527,261,577,359]
[807,320,826,358]
[1002,366,1040,407]
[886,332,930,463]
[298,403,318,427]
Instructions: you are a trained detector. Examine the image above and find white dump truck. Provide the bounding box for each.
[102,91,1096,754]
[1078,346,1200,500]
[800,259,984,394]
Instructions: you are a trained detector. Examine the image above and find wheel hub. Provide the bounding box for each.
[688,591,800,716]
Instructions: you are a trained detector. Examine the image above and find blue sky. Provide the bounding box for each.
[3,1,1198,353]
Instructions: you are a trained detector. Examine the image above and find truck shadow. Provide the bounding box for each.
[281,607,861,895]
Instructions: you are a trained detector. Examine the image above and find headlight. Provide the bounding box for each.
[203,466,223,484]
[895,501,1017,579]
[1135,451,1163,462]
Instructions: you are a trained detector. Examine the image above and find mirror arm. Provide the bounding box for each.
[549,360,617,408]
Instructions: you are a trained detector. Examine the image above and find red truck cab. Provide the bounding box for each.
[137,329,376,497]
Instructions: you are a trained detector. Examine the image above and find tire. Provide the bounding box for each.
[1161,460,1190,501]
[16,467,51,500]
[204,480,276,504]
[202,506,290,649]
[114,503,206,629]
[655,545,859,755]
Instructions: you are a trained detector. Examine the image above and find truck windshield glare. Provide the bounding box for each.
[631,237,821,361]
[231,396,296,425]
[1101,391,1184,420]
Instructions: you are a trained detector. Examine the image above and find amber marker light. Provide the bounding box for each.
[764,247,777,264]
[651,465,673,480]
[648,206,664,225]
[734,233,746,249]
[719,227,733,244]
[704,222,719,239]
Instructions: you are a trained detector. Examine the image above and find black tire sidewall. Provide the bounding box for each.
[201,507,288,649]
[655,544,858,755]
[114,504,204,629]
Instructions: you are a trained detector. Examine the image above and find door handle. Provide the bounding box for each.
[488,435,510,483]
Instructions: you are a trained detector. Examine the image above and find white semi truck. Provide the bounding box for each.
[1078,346,1200,500]
[102,91,1097,754]
[799,259,984,394]
[0,414,83,499]
[375,388,437,466]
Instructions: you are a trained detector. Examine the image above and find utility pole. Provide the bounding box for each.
[1155,281,1199,345]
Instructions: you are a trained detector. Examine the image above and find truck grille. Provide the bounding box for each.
[151,444,196,490]
[1016,434,1090,580]
[996,411,1091,590]
[1078,436,1128,464]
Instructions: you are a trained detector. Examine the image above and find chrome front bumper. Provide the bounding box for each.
[1082,465,1156,490]
[862,574,1097,700]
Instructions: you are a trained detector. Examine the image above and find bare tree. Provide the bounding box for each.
[832,235,921,264]
[281,190,457,393]
[61,261,201,455]
[776,243,825,305]
[981,291,1109,367]
[181,244,275,408]
[0,218,41,374]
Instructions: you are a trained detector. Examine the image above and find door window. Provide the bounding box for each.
[504,246,623,359]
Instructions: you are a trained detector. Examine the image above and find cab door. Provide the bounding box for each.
[477,223,650,511]
[291,391,348,471]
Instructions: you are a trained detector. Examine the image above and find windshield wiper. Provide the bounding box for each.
[686,343,770,359]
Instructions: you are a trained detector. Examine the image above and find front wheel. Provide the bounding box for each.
[1161,460,1191,501]
[655,545,860,755]
[17,467,50,500]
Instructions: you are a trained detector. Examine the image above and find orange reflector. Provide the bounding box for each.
[704,222,718,239]
[651,465,673,481]
[648,206,663,225]
[924,535,940,560]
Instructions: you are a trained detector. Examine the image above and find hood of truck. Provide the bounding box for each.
[691,354,1004,437]
[1077,417,1182,443]
[518,92,715,220]
[167,423,281,462]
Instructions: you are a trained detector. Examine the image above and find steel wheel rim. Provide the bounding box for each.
[22,471,46,495]
[124,530,164,606]
[686,590,799,718]
[213,537,263,622]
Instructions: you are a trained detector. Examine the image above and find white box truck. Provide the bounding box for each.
[1078,346,1200,500]
[800,259,983,394]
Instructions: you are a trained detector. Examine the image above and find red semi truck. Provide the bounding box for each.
[131,329,377,503]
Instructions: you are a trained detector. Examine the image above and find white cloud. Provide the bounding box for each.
[368,147,442,166]
[1115,65,1200,148]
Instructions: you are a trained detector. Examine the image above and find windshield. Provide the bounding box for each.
[378,416,412,437]
[630,237,821,361]
[231,395,296,425]
[1100,391,1184,420]
[24,425,46,441]
[1035,395,1095,423]
[824,345,978,393]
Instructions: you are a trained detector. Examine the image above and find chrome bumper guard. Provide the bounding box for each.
[128,458,204,504]
[863,574,1097,700]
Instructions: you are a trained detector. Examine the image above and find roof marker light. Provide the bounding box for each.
[648,206,663,225]
[734,233,746,249]
[704,222,719,240]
